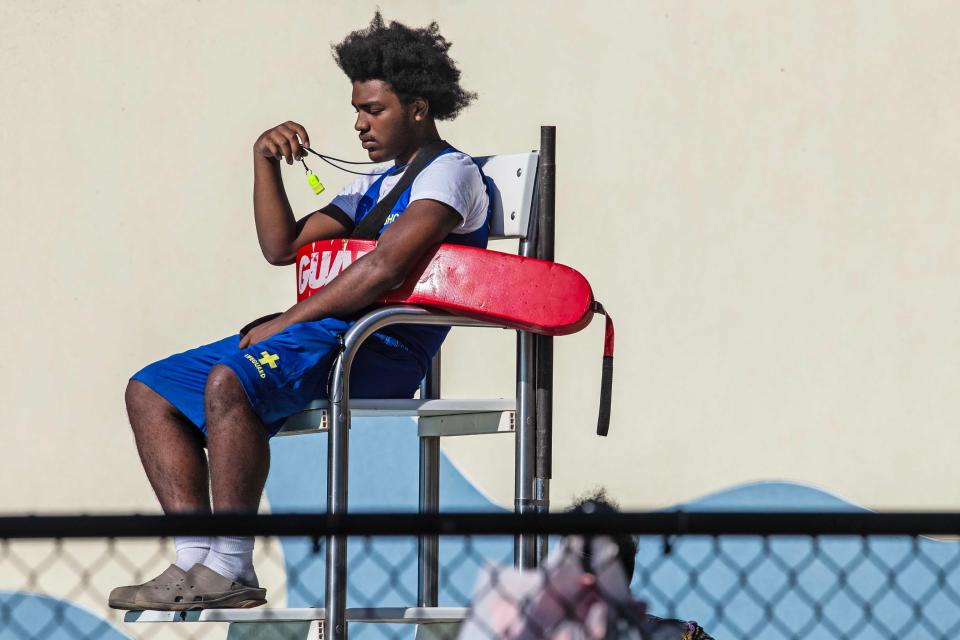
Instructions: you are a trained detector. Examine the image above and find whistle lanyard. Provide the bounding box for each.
[298,146,406,196]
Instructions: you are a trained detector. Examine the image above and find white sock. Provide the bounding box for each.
[203,536,257,586]
[174,535,211,571]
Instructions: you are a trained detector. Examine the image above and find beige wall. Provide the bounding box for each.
[2,1,960,514]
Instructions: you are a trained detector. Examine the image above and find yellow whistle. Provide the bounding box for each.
[306,171,325,195]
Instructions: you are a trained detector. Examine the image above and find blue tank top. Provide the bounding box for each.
[356,146,491,367]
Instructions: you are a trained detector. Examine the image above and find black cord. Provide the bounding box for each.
[315,153,395,176]
[302,147,378,165]
[302,146,400,177]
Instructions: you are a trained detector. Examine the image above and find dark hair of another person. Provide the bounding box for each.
[570,490,639,582]
[332,11,477,121]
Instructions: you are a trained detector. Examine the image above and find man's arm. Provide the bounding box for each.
[252,121,353,265]
[238,198,461,348]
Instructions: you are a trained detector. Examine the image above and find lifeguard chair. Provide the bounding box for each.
[128,127,605,639]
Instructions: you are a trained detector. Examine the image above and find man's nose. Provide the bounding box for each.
[354,113,368,132]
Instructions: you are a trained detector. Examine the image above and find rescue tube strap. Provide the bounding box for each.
[592,301,615,437]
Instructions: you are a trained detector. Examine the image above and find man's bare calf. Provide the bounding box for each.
[126,380,210,514]
[125,369,268,586]
[204,364,271,513]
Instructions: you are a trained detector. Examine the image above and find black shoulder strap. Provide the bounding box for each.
[350,139,450,240]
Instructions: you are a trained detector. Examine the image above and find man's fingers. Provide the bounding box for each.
[266,137,282,161]
[278,123,305,162]
[258,138,276,159]
[285,122,311,157]
[280,137,294,164]
[256,121,310,161]
[240,328,262,350]
[270,132,294,164]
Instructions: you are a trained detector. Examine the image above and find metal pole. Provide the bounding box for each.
[324,307,498,640]
[535,125,556,562]
[326,347,351,640]
[515,231,538,568]
[515,329,537,567]
[418,352,441,606]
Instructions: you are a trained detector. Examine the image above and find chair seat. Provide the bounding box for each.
[278,398,516,437]
[125,606,469,624]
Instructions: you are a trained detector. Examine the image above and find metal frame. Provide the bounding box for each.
[534,126,556,563]
[324,305,536,640]
[324,126,557,639]
[418,351,442,607]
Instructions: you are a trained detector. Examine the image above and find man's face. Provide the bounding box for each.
[351,79,417,163]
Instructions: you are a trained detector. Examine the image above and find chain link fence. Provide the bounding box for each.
[2,512,960,639]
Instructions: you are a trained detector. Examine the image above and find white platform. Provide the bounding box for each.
[279,398,516,437]
[126,606,469,624]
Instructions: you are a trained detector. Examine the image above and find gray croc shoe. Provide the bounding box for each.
[176,564,267,610]
[108,564,189,610]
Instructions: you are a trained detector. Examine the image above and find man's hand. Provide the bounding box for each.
[254,121,311,164]
[252,120,353,266]
[238,314,293,349]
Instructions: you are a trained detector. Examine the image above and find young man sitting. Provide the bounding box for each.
[109,12,488,611]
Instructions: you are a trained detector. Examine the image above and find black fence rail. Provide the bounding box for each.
[2,512,960,639]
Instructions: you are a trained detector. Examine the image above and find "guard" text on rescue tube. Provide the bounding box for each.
[297,249,370,295]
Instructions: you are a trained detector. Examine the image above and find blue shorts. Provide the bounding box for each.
[131,317,427,437]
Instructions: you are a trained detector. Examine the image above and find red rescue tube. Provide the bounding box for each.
[294,239,614,435]
[296,239,596,336]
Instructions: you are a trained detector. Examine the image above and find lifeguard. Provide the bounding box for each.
[110,11,488,611]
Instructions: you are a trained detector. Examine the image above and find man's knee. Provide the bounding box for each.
[125,379,167,418]
[204,365,250,421]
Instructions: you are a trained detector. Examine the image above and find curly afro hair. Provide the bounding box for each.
[333,11,477,121]
[569,489,638,581]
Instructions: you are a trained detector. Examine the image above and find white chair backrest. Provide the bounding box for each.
[475,152,539,240]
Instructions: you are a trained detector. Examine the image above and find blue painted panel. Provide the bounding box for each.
[629,482,960,638]
[266,418,511,637]
[267,429,960,639]
[0,591,130,640]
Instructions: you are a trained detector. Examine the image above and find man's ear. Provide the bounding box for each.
[411,97,429,122]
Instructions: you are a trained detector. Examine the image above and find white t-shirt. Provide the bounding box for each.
[329,151,489,235]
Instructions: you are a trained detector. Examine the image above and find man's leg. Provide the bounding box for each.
[126,380,211,513]
[125,380,213,571]
[201,364,270,586]
[204,364,270,511]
